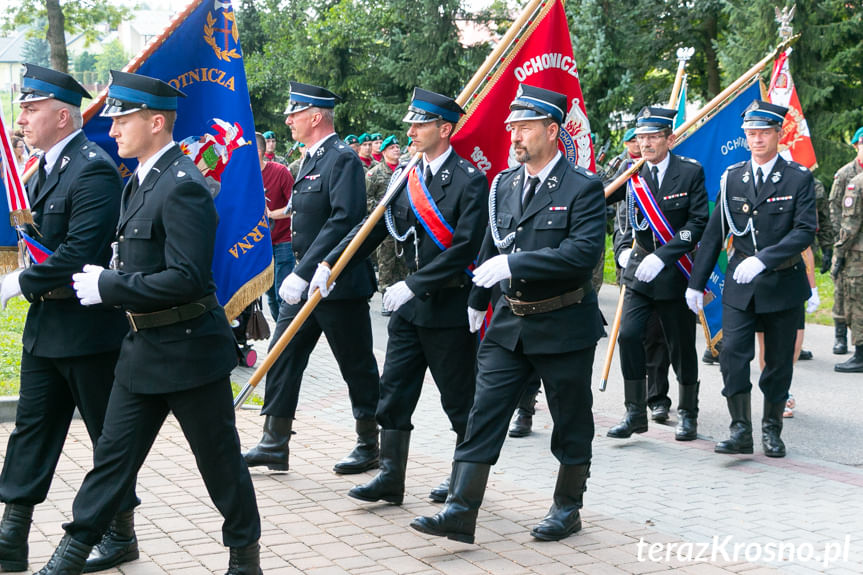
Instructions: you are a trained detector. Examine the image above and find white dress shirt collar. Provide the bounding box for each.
[137,141,176,184]
[43,130,81,174]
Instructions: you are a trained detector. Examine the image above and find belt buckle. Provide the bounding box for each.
[125,311,139,333]
[509,299,525,317]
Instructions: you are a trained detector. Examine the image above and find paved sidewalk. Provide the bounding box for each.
[3,292,862,574]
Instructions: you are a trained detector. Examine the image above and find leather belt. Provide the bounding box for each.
[126,294,219,332]
[40,286,75,300]
[733,251,801,271]
[505,287,588,317]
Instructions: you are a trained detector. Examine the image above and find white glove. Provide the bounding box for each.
[472,254,512,288]
[617,248,632,268]
[382,280,414,312]
[467,307,486,333]
[733,256,766,284]
[279,272,309,305]
[1,269,23,309]
[309,263,333,298]
[806,286,820,313]
[634,253,665,283]
[685,287,704,314]
[72,264,104,306]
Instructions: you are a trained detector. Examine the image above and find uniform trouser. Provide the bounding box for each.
[265,241,296,322]
[618,289,698,386]
[376,236,409,292]
[842,273,863,346]
[262,298,379,420]
[645,310,672,408]
[0,349,136,512]
[375,314,476,436]
[455,338,595,466]
[65,377,260,547]
[720,303,801,405]
[832,268,846,322]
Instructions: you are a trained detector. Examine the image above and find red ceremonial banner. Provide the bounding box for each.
[452,0,594,180]
[768,49,817,169]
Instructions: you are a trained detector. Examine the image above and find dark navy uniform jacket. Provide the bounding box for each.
[689,156,816,313]
[468,155,606,354]
[19,131,128,358]
[326,150,489,328]
[606,153,709,300]
[291,134,375,300]
[98,144,237,393]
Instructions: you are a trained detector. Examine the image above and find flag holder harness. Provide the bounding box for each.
[719,170,759,253]
[487,172,516,250]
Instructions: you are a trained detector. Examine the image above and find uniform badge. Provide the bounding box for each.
[441,169,450,182]
[88,152,96,158]
[771,171,781,183]
[512,174,522,188]
[845,196,854,208]
[60,156,70,170]
[305,174,321,180]
[177,170,186,177]
[547,176,558,189]
[742,172,750,183]
[467,166,475,173]
[742,203,750,213]
[315,148,324,158]
[680,230,692,242]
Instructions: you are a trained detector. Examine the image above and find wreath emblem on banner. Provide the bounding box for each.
[204,7,241,62]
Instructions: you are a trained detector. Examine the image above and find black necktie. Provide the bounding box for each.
[423,163,433,186]
[128,175,140,197]
[755,167,763,192]
[523,176,540,212]
[36,154,47,192]
[651,165,659,191]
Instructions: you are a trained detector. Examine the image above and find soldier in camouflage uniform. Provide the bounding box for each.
[814,179,833,270]
[833,170,863,372]
[366,135,409,316]
[828,127,863,354]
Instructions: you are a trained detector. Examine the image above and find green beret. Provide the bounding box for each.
[370,133,383,141]
[623,127,637,142]
[344,134,359,144]
[852,127,863,145]
[358,133,370,144]
[381,135,399,150]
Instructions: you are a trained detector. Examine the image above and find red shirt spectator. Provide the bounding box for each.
[263,161,293,244]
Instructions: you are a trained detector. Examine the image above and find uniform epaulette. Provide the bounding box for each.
[573,165,598,179]
[456,157,480,176]
[78,143,103,161]
[499,164,520,175]
[727,160,748,171]
[679,155,702,167]
[170,159,192,180]
[788,160,809,173]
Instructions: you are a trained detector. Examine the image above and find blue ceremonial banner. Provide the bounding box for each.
[83,0,271,320]
[674,80,761,349]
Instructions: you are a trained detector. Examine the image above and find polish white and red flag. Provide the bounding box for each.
[768,49,817,169]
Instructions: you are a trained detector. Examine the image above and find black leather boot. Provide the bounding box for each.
[0,503,33,572]
[34,534,92,575]
[333,419,380,474]
[530,463,589,541]
[508,389,538,437]
[243,416,293,471]
[82,510,138,573]
[833,321,848,355]
[675,382,698,441]
[607,379,648,438]
[835,345,863,372]
[348,429,410,504]
[762,401,786,458]
[715,393,753,454]
[428,477,449,503]
[410,461,490,544]
[224,541,262,575]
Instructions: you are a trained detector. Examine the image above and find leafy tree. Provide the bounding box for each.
[21,35,50,67]
[3,0,129,72]
[93,40,128,86]
[74,51,97,73]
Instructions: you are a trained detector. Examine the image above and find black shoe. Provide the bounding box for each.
[649,404,669,423]
[0,503,33,572]
[347,430,410,504]
[410,462,490,544]
[675,383,698,441]
[762,402,786,458]
[835,345,863,373]
[225,542,263,575]
[702,347,720,365]
[530,464,589,541]
[428,477,450,503]
[35,534,92,575]
[82,511,138,573]
[508,411,533,437]
[334,419,380,474]
[243,416,293,471]
[607,379,647,438]
[833,322,848,355]
[798,349,813,361]
[715,394,753,454]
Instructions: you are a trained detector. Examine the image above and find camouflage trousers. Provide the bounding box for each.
[833,269,846,323]
[841,252,863,345]
[377,236,409,292]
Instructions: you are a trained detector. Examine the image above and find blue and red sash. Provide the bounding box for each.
[406,166,454,250]
[19,231,53,264]
[627,173,693,279]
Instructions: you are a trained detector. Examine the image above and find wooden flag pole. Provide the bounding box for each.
[599,46,693,392]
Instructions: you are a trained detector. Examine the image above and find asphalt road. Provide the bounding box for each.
[365,286,863,467]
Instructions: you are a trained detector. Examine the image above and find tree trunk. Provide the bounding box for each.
[46,0,69,72]
[701,13,720,98]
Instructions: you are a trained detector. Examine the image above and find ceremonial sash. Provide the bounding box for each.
[406,166,454,250]
[19,231,53,264]
[627,173,693,279]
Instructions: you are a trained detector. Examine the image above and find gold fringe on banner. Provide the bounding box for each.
[222,261,273,322]
[0,247,20,274]
[8,209,33,227]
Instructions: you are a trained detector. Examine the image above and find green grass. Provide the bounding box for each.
[0,298,27,395]
[231,381,264,407]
